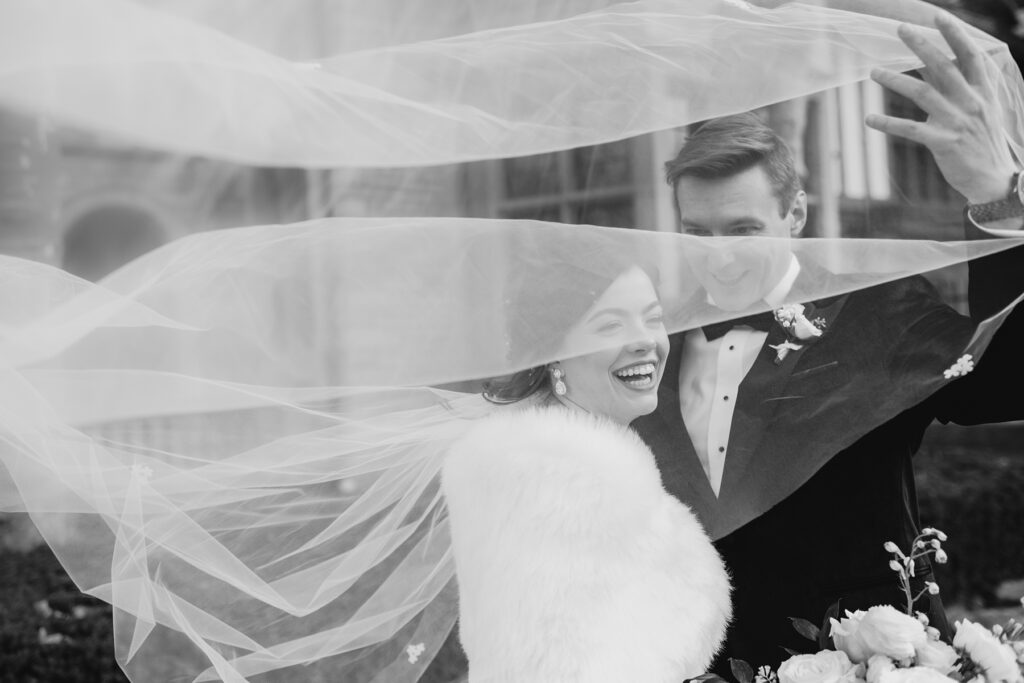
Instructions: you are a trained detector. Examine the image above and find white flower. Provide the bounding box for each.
[925,582,939,596]
[833,611,874,663]
[884,542,900,554]
[405,642,426,664]
[954,620,1022,683]
[833,606,927,663]
[934,550,947,564]
[792,314,825,340]
[879,666,955,683]
[770,339,804,363]
[914,639,958,675]
[867,655,897,683]
[778,650,860,683]
[774,303,825,341]
[775,303,803,326]
[943,354,975,379]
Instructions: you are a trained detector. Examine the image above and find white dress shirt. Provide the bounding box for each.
[678,255,801,496]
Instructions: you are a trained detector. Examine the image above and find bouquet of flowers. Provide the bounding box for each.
[710,529,1024,683]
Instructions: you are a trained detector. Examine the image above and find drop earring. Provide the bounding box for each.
[549,365,567,396]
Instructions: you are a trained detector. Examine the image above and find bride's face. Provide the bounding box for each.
[556,267,669,424]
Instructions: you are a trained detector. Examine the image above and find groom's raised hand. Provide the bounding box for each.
[865,13,1019,206]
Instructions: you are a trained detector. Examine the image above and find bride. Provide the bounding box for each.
[442,257,731,682]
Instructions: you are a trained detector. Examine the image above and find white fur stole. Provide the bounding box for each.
[442,408,731,683]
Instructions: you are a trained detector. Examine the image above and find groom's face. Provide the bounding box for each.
[675,165,806,311]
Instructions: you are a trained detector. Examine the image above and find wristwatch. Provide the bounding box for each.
[967,170,1024,224]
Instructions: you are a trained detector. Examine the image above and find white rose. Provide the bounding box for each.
[879,666,955,683]
[792,312,824,339]
[776,304,802,325]
[867,655,897,683]
[779,650,859,683]
[848,606,927,662]
[833,607,927,663]
[954,620,1022,683]
[833,611,874,663]
[914,640,958,675]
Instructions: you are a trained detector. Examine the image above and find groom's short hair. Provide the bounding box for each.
[664,112,802,218]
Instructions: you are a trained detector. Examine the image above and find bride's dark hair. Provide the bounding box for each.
[483,235,660,404]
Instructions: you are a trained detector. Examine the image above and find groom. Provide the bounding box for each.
[634,14,1024,672]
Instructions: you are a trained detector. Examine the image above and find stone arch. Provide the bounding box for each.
[62,203,167,281]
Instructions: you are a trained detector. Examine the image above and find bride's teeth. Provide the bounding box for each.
[614,362,655,379]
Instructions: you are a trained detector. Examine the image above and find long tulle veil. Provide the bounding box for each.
[0,1,1023,681]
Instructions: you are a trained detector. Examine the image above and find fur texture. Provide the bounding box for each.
[442,407,731,683]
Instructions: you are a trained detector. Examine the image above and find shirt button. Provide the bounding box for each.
[729,345,735,351]
[718,446,725,453]
[723,395,730,401]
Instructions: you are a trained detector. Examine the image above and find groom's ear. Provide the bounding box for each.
[788,190,808,237]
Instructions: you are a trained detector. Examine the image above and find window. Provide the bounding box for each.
[496,139,637,228]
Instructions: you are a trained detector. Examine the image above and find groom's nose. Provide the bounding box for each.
[706,243,739,272]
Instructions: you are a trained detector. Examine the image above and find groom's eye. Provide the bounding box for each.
[729,225,762,236]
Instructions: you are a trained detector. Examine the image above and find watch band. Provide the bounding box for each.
[967,171,1024,224]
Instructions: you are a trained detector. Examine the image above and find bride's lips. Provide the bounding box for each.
[611,359,660,391]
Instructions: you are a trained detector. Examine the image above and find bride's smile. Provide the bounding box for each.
[612,360,659,390]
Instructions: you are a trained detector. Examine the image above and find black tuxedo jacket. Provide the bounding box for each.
[633,224,1024,672]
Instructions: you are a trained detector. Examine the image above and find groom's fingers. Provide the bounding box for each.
[897,24,977,107]
[870,68,951,120]
[864,113,941,148]
[934,12,989,89]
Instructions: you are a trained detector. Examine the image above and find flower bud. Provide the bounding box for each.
[889,559,903,572]
[884,541,899,553]
[916,612,930,626]
[926,626,941,641]
[935,531,947,541]
[926,582,940,595]
[934,549,947,564]
[992,624,1004,637]
[930,539,941,549]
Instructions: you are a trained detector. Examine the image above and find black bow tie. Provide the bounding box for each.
[701,310,774,341]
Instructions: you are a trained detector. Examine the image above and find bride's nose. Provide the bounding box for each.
[627,336,657,353]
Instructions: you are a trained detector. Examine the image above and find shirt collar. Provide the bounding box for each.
[763,254,801,309]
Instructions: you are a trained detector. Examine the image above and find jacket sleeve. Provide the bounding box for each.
[927,216,1024,424]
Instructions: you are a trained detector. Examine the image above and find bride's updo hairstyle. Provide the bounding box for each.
[483,234,659,403]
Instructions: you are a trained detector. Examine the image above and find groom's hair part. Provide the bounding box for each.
[664,112,802,218]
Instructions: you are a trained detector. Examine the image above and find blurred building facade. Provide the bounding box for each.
[0,2,1012,287]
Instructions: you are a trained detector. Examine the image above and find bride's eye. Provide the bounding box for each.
[596,320,624,334]
[646,310,664,326]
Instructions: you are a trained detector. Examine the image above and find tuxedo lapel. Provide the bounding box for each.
[717,287,849,504]
[641,334,720,517]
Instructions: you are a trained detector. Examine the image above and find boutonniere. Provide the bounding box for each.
[769,303,828,365]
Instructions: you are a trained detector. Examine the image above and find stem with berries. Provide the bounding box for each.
[884,527,948,617]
